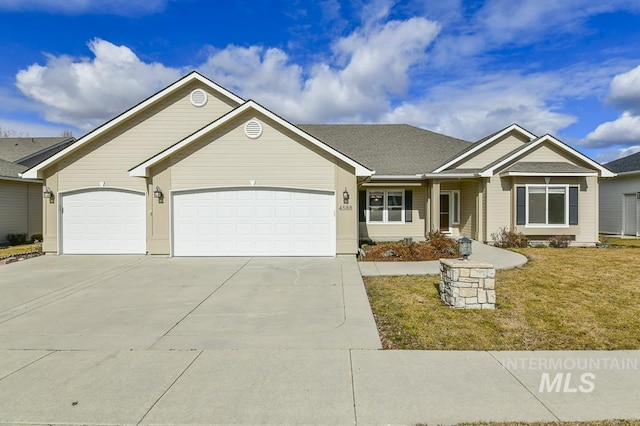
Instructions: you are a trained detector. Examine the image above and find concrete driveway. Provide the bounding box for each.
[0,255,381,350]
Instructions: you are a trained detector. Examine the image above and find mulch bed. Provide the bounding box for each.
[360,241,460,262]
[0,251,44,266]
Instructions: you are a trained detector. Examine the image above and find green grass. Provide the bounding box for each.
[0,243,42,260]
[365,247,640,350]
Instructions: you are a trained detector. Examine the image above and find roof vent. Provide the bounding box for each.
[244,120,263,139]
[190,89,208,107]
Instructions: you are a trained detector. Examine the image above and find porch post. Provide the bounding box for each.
[477,179,485,242]
[431,180,440,233]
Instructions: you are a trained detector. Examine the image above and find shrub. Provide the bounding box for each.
[548,235,571,248]
[491,227,529,248]
[425,230,460,257]
[30,233,43,243]
[6,233,28,246]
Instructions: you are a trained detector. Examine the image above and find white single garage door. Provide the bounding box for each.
[61,189,146,254]
[173,188,335,256]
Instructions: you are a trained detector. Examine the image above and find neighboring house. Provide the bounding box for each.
[0,137,75,244]
[22,72,614,256]
[600,152,640,236]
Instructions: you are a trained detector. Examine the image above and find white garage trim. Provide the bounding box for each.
[171,187,336,257]
[59,188,146,254]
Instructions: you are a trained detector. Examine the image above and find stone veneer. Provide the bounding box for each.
[439,259,496,309]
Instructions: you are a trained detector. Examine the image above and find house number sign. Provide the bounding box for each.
[339,205,353,211]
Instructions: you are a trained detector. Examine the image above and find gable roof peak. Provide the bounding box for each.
[22,71,244,179]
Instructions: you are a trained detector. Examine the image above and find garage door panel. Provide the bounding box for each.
[61,190,146,255]
[173,189,334,256]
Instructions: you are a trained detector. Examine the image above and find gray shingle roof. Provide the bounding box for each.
[604,151,640,173]
[0,137,72,163]
[298,124,472,175]
[0,158,27,178]
[502,161,595,174]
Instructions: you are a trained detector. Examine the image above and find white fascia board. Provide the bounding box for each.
[432,124,537,173]
[22,72,244,180]
[3,174,41,183]
[500,171,598,177]
[369,174,425,180]
[423,173,477,179]
[480,134,616,178]
[130,100,374,178]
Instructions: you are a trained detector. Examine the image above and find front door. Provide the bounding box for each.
[440,193,450,233]
[623,194,638,236]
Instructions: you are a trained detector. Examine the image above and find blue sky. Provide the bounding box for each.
[1,0,640,162]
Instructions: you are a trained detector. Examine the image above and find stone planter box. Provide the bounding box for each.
[439,259,495,309]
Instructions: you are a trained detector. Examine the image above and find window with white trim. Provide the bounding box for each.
[521,185,577,227]
[367,190,404,223]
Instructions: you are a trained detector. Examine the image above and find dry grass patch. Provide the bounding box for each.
[0,243,42,260]
[601,236,640,248]
[365,247,640,350]
[447,421,640,426]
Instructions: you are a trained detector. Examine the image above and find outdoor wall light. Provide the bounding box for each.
[457,236,472,261]
[343,187,350,204]
[153,186,164,203]
[43,187,54,203]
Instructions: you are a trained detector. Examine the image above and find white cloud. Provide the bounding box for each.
[596,145,640,164]
[584,112,640,148]
[200,16,440,123]
[608,64,640,114]
[382,72,576,140]
[16,39,182,130]
[583,64,640,149]
[0,0,169,15]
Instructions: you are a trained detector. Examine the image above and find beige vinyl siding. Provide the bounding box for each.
[599,174,640,235]
[454,132,529,169]
[0,180,42,244]
[55,82,238,192]
[484,175,512,242]
[512,176,598,245]
[335,160,358,254]
[459,180,478,239]
[361,187,426,241]
[509,142,588,166]
[170,114,335,191]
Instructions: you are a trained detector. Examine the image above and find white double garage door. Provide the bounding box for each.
[61,188,335,256]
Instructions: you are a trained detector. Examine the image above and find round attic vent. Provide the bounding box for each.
[190,89,208,107]
[244,120,263,139]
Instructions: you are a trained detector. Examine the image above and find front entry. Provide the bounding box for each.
[440,193,450,233]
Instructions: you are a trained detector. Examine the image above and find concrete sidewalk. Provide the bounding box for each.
[359,240,528,276]
[0,349,637,425]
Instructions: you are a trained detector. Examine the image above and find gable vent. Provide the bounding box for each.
[190,89,208,107]
[244,120,263,139]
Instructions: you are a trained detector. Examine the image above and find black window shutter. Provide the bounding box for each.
[405,191,413,222]
[516,187,526,225]
[569,187,578,225]
[359,190,366,222]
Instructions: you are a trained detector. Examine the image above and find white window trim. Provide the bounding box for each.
[440,190,461,229]
[524,184,570,228]
[366,189,405,224]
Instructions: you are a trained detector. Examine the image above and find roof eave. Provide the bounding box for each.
[499,171,598,177]
[432,124,537,173]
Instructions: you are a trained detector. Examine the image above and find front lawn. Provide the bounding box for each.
[364,247,640,350]
[600,235,640,248]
